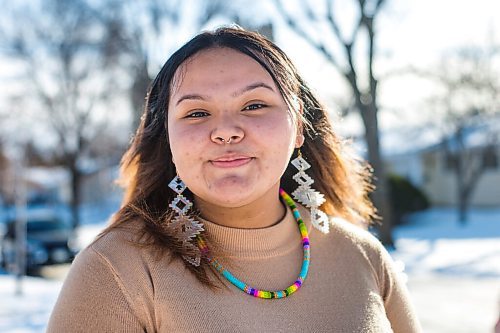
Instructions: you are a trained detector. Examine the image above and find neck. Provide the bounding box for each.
[194,185,286,229]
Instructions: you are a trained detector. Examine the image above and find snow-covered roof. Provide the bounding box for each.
[384,115,500,157]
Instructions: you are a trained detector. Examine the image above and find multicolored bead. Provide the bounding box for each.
[197,188,311,299]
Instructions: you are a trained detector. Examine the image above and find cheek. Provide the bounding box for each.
[255,109,295,134]
[168,123,206,168]
[253,113,296,160]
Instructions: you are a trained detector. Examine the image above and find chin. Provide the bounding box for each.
[206,181,262,207]
[211,189,257,207]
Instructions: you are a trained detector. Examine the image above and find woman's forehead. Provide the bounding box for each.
[169,47,278,98]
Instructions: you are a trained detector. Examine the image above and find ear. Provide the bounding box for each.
[295,132,305,148]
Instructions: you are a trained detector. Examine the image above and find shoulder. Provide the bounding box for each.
[60,226,144,298]
[66,221,166,324]
[72,220,173,298]
[298,203,384,259]
[323,216,394,273]
[329,217,383,254]
[298,202,391,271]
[48,221,157,332]
[321,220,420,331]
[88,220,146,263]
[81,219,176,281]
[327,216,404,290]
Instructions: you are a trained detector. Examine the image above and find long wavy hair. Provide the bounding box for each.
[99,26,376,286]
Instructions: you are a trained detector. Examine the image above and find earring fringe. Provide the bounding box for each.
[167,175,204,266]
[291,150,330,234]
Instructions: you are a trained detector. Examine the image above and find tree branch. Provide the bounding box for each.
[326,1,345,45]
[273,0,341,68]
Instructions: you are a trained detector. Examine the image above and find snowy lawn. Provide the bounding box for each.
[391,207,500,333]
[0,207,499,332]
[393,207,500,278]
[0,276,61,332]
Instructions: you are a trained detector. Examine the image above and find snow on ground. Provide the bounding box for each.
[407,275,499,333]
[391,207,500,333]
[0,206,499,332]
[0,276,61,332]
[392,207,500,279]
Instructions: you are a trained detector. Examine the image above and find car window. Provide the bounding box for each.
[27,220,69,232]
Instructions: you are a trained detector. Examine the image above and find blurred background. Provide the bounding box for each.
[0,0,499,332]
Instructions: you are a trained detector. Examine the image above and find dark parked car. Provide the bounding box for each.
[0,208,77,271]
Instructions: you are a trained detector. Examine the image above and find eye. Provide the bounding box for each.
[185,110,210,118]
[243,103,267,111]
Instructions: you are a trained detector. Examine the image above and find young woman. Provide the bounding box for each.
[47,26,422,332]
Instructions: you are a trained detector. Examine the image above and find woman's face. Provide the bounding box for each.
[167,47,303,208]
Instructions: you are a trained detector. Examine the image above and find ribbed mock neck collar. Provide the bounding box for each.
[200,203,311,259]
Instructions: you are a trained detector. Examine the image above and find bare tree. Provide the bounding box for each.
[416,46,500,223]
[98,0,234,129]
[273,0,394,245]
[0,140,9,203]
[0,0,121,229]
[444,124,499,224]
[0,103,9,202]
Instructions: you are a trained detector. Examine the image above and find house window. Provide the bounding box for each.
[444,152,457,170]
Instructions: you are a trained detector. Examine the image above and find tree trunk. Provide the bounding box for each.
[131,60,152,130]
[456,155,467,225]
[458,191,468,225]
[458,167,479,226]
[361,103,394,247]
[453,131,469,226]
[69,163,81,230]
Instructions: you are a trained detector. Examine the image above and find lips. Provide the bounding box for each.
[210,154,253,168]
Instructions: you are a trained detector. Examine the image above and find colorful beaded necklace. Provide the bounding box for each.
[197,188,310,299]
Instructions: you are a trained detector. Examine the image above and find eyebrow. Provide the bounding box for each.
[231,82,276,97]
[175,93,209,106]
[175,82,276,106]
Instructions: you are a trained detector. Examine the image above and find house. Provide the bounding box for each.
[385,121,500,207]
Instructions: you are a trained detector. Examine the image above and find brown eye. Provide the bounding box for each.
[185,111,210,118]
[243,103,266,111]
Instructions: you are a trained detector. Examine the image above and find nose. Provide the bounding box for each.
[210,115,244,145]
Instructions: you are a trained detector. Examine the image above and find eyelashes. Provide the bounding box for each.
[243,103,267,111]
[184,103,268,119]
[185,111,210,118]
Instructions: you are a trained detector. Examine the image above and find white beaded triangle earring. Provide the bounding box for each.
[168,175,204,266]
[291,150,330,234]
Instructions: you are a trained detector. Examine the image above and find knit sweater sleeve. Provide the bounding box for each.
[46,245,146,333]
[377,244,423,333]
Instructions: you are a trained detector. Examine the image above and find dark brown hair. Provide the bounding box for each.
[100,26,376,286]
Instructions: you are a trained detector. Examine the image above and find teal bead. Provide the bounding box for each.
[206,189,311,300]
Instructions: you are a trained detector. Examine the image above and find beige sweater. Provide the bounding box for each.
[47,204,422,332]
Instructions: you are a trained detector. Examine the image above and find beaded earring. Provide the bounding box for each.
[291,150,330,234]
[167,175,204,266]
